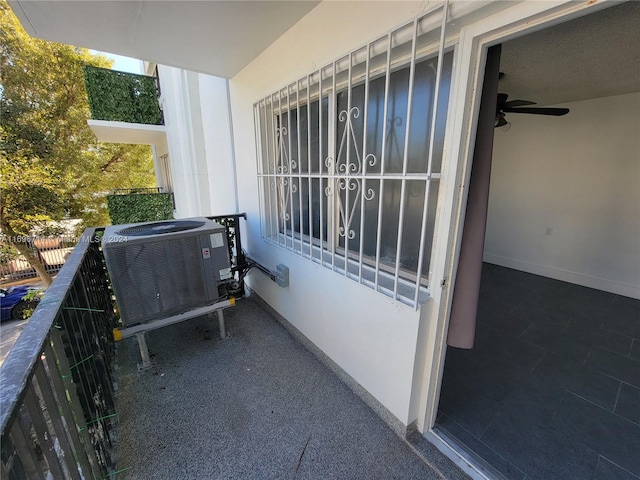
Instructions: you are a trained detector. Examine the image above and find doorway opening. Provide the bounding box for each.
[435,3,640,478]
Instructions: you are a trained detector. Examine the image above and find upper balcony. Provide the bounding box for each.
[83,66,166,146]
[0,217,466,479]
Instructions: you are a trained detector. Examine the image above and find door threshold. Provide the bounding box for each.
[424,427,508,480]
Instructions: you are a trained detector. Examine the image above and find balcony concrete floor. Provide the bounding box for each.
[115,294,467,479]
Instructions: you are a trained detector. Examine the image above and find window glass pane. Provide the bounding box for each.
[277,177,292,236]
[334,49,413,179]
[340,178,380,258]
[336,177,361,250]
[291,176,303,237]
[332,52,453,278]
[362,75,384,175]
[298,104,309,174]
[397,180,426,273]
[337,52,454,176]
[275,96,328,242]
[361,179,381,259]
[288,177,327,243]
[280,95,329,174]
[379,179,402,266]
[298,177,310,236]
[335,86,367,176]
[310,97,329,174]
[410,52,453,174]
[276,109,289,173]
[384,69,410,174]
[286,101,300,175]
[339,179,439,278]
[312,178,328,242]
[421,180,439,278]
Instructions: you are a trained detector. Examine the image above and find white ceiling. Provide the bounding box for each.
[499,1,640,107]
[10,0,320,78]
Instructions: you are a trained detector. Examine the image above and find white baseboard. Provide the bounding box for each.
[482,253,640,300]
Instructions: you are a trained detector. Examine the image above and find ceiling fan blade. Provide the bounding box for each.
[504,99,537,108]
[502,107,570,116]
[497,93,509,106]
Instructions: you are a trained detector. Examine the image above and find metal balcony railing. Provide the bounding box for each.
[110,187,165,195]
[0,228,118,479]
[83,66,164,125]
[0,216,249,479]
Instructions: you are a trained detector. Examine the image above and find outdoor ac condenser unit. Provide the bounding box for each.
[102,217,231,328]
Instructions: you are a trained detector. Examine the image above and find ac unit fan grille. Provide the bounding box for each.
[117,220,205,237]
[108,236,211,325]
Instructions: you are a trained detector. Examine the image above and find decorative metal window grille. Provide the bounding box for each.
[255,5,452,307]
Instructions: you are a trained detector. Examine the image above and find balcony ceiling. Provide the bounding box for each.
[10,1,639,102]
[9,0,320,78]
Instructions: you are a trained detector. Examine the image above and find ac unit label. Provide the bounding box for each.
[202,247,211,259]
[210,233,224,248]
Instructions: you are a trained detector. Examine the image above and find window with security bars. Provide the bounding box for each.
[255,6,453,307]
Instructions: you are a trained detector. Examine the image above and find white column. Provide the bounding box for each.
[158,65,238,218]
[199,75,238,215]
[157,65,200,218]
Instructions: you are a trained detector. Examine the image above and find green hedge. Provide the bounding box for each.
[84,66,164,125]
[107,193,174,225]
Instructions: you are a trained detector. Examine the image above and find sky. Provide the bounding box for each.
[92,50,143,74]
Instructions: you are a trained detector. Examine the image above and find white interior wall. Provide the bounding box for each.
[229,1,434,424]
[485,92,640,298]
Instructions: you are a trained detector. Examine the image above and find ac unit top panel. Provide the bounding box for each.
[103,217,224,247]
[117,219,206,236]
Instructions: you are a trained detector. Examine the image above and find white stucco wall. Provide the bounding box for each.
[229,1,435,424]
[158,66,236,218]
[485,92,640,298]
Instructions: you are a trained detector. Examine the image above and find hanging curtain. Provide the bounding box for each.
[447,44,502,349]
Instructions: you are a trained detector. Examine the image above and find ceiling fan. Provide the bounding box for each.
[495,94,570,127]
[495,74,570,127]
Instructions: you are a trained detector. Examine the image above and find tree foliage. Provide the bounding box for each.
[0,1,157,284]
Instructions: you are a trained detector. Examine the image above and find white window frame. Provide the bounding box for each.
[255,5,451,308]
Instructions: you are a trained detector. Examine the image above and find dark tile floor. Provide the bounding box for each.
[437,263,640,480]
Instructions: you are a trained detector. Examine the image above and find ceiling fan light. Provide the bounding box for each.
[495,114,508,128]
